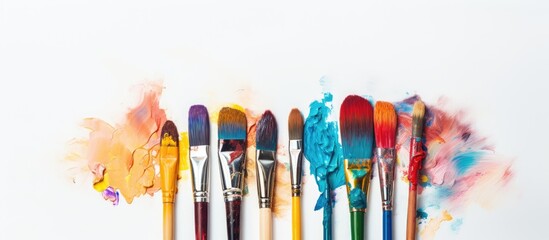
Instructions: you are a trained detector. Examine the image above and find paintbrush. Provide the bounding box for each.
[218,107,247,240]
[255,110,278,240]
[288,108,304,240]
[189,105,211,240]
[159,120,180,240]
[374,101,398,240]
[406,100,426,240]
[340,95,374,240]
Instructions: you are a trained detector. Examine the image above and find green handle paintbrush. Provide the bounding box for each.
[340,95,375,240]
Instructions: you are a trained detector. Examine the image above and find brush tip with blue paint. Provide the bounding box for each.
[189,105,210,146]
[340,95,374,160]
[256,110,278,151]
[218,107,247,140]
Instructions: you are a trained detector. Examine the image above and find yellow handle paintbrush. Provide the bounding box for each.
[160,120,180,240]
[288,109,304,240]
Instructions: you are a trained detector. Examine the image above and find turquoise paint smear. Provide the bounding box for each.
[349,188,367,209]
[451,218,463,232]
[453,151,483,175]
[304,92,345,240]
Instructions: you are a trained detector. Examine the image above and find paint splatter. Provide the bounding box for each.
[102,186,120,206]
[417,208,429,223]
[395,96,514,239]
[66,81,166,204]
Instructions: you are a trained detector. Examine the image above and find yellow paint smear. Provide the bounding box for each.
[420,210,453,240]
[178,132,190,181]
[93,173,110,192]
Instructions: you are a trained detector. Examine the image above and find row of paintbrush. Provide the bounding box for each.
[158,95,426,240]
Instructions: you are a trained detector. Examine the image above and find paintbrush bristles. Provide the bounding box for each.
[340,95,374,159]
[218,107,247,140]
[288,108,303,140]
[256,110,278,151]
[189,105,210,146]
[161,120,179,146]
[412,100,426,138]
[374,101,397,148]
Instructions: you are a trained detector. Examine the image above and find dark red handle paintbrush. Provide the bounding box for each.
[189,105,211,240]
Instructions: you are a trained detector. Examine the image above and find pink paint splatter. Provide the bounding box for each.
[394,96,514,239]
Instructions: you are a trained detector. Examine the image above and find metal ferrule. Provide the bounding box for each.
[256,149,277,208]
[376,148,396,211]
[344,159,372,212]
[289,139,303,197]
[218,139,246,202]
[190,145,210,202]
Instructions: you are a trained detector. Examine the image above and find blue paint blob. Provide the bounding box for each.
[304,93,345,196]
[349,188,367,209]
[304,92,345,240]
[453,151,484,175]
[417,208,429,220]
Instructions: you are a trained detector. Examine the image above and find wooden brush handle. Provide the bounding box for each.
[259,208,272,240]
[225,200,242,240]
[406,189,417,240]
[292,196,301,240]
[194,202,208,240]
[163,203,174,240]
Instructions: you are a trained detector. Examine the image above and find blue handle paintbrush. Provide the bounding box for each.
[374,101,398,240]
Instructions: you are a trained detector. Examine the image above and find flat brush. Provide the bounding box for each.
[189,105,211,240]
[374,101,397,240]
[406,100,426,240]
[340,95,374,240]
[159,120,179,240]
[255,110,278,240]
[288,108,304,240]
[218,107,247,240]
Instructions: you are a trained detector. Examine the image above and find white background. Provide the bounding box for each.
[1,0,548,239]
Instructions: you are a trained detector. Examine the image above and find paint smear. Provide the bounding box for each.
[178,132,190,181]
[67,81,166,204]
[420,210,453,240]
[394,95,514,239]
[303,92,345,238]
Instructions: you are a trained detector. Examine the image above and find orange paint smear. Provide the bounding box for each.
[68,82,167,204]
[244,109,291,218]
